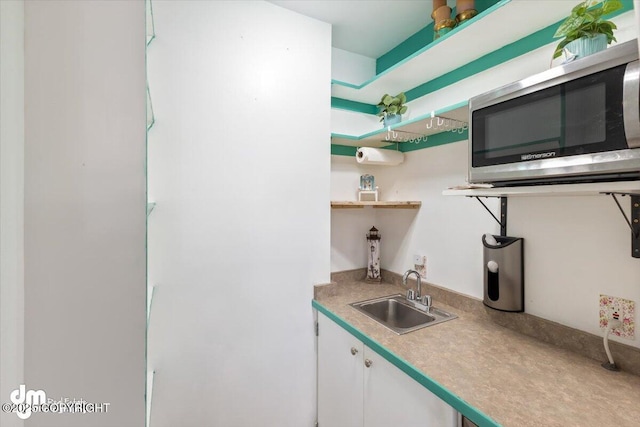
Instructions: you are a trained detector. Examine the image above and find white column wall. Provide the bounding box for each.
[23,1,147,425]
[1,2,25,427]
[147,1,330,426]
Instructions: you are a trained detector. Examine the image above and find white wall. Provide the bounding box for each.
[1,2,25,427]
[332,47,376,85]
[331,143,499,292]
[23,1,146,425]
[332,143,640,349]
[331,157,378,272]
[331,11,640,348]
[147,1,331,426]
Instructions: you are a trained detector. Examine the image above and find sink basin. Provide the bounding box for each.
[350,294,457,335]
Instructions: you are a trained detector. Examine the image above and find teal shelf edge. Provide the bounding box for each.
[331,97,378,115]
[331,0,510,92]
[146,86,155,131]
[331,1,635,109]
[331,131,467,157]
[376,0,500,75]
[146,0,155,47]
[312,300,501,427]
[147,284,155,326]
[147,202,156,217]
[331,101,468,153]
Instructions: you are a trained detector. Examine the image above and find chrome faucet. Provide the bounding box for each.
[402,269,431,308]
[403,269,422,299]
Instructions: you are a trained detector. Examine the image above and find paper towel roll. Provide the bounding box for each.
[356,147,404,166]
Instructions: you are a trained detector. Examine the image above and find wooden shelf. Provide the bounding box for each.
[331,201,421,209]
[331,0,573,104]
[332,102,468,148]
[442,181,640,197]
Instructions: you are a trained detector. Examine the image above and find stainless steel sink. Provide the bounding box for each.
[350,294,457,335]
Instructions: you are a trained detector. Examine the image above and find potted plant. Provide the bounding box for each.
[552,0,622,60]
[377,92,408,127]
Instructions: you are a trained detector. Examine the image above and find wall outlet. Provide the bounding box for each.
[413,255,427,278]
[599,294,635,340]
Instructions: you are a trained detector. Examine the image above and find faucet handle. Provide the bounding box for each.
[421,295,432,307]
[406,289,416,300]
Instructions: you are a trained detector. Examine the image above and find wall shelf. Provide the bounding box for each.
[331,0,572,104]
[442,181,640,198]
[331,201,421,209]
[147,284,155,326]
[332,103,468,148]
[146,86,155,131]
[146,0,155,46]
[444,181,640,258]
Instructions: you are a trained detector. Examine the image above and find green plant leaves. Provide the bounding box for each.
[381,94,393,106]
[554,15,586,38]
[376,92,408,118]
[602,0,622,14]
[552,0,622,59]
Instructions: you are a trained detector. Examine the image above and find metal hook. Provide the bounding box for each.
[386,130,393,141]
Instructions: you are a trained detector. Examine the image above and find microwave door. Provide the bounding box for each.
[623,60,640,149]
[471,63,630,184]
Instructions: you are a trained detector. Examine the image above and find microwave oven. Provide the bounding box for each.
[469,39,640,186]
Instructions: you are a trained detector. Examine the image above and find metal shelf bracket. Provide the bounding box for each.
[471,196,508,237]
[603,192,640,258]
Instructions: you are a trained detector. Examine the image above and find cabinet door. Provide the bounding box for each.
[363,347,457,427]
[317,312,364,427]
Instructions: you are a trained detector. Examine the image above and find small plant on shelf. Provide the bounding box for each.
[376,92,408,125]
[552,0,622,60]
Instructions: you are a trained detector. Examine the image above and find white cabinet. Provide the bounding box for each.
[317,312,457,427]
[317,311,364,426]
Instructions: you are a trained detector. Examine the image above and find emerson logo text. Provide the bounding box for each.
[521,152,556,161]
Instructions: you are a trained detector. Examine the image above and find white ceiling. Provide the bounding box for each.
[268,1,434,58]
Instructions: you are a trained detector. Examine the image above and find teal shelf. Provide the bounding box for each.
[147,284,155,325]
[331,101,468,149]
[331,1,634,105]
[146,0,155,46]
[146,86,155,131]
[145,2,155,427]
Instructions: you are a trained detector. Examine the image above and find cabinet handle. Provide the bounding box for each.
[364,359,373,368]
[350,347,358,355]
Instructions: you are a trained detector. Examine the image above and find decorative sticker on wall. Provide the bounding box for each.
[599,294,635,340]
[414,255,427,279]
